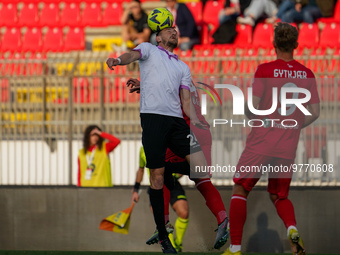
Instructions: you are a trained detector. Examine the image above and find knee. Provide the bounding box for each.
[150,174,164,189]
[233,184,249,197]
[174,202,189,219]
[177,207,189,219]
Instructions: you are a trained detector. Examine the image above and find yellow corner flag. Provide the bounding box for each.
[99,202,135,234]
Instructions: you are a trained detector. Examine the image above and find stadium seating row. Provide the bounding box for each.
[0,2,122,27]
[1,22,339,53]
[0,27,85,52]
[1,75,339,105]
[0,78,140,104]
[1,45,339,77]
[3,0,339,28]
[1,1,340,49]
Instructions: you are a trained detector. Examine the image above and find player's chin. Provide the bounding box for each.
[168,40,178,48]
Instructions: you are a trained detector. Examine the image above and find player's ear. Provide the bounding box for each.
[273,41,277,49]
[156,34,161,45]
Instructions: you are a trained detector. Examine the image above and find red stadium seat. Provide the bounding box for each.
[81,3,102,27]
[1,52,25,75]
[233,24,252,48]
[27,52,46,75]
[39,3,60,27]
[320,23,340,48]
[102,3,123,26]
[252,23,274,48]
[0,28,21,52]
[18,3,39,27]
[298,23,319,48]
[1,0,19,3]
[0,4,18,27]
[239,48,259,74]
[186,1,203,25]
[73,77,90,103]
[220,47,236,74]
[22,28,43,52]
[64,28,85,51]
[60,3,81,27]
[42,27,64,52]
[202,1,223,27]
[1,78,10,103]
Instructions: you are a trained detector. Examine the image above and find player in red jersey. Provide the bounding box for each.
[128,78,229,250]
[223,23,320,255]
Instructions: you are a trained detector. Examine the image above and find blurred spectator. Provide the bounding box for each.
[280,0,322,24]
[315,0,335,17]
[237,0,281,26]
[219,0,252,24]
[121,0,151,49]
[78,125,120,187]
[165,0,200,50]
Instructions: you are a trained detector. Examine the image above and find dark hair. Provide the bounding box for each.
[83,125,103,152]
[131,0,141,4]
[274,22,299,53]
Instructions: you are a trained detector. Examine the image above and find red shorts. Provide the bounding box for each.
[233,150,294,199]
[166,127,212,165]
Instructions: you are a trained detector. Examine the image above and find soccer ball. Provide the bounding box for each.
[147,8,174,33]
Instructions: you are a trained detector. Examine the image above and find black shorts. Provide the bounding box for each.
[147,178,187,206]
[169,178,187,206]
[141,113,201,169]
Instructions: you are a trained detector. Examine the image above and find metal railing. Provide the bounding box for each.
[0,50,339,186]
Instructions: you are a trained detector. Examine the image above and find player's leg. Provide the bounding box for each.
[224,150,266,254]
[186,152,229,249]
[149,167,168,239]
[146,184,174,245]
[169,121,228,249]
[268,159,305,254]
[141,113,176,253]
[172,200,189,252]
[170,179,189,252]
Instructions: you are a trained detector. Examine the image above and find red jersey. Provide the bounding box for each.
[245,59,320,159]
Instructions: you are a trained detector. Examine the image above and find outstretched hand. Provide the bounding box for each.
[106,58,120,70]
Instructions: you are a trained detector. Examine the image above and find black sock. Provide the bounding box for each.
[149,188,167,240]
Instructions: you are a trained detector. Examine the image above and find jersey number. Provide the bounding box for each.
[187,134,198,146]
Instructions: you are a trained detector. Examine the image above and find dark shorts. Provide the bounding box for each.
[169,178,187,206]
[141,113,201,169]
[148,178,187,206]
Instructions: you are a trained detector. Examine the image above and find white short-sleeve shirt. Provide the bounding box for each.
[133,43,192,118]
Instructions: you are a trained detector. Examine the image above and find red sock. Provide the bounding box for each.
[274,198,296,228]
[163,185,170,223]
[229,195,247,245]
[195,179,226,225]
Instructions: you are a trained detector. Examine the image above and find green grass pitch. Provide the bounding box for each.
[0,252,338,255]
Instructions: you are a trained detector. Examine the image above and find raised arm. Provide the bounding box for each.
[106,50,141,70]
